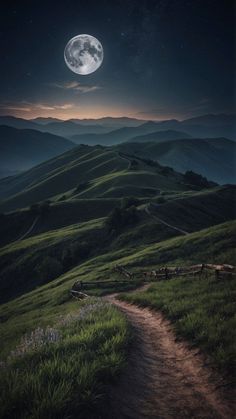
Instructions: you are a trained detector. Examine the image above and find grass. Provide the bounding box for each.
[0,147,127,212]
[0,144,188,212]
[120,274,236,378]
[148,184,236,233]
[0,297,130,419]
[0,217,107,303]
[0,140,235,418]
[0,220,234,359]
[0,198,124,246]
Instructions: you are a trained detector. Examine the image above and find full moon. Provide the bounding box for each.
[64,34,103,75]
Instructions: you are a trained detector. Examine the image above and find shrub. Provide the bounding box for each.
[40,200,51,216]
[183,170,216,188]
[61,242,90,270]
[160,166,174,176]
[156,197,166,204]
[35,256,63,283]
[9,327,61,359]
[30,201,51,217]
[30,203,40,215]
[106,206,138,233]
[75,182,89,193]
[129,159,138,170]
[58,195,66,201]
[121,196,139,209]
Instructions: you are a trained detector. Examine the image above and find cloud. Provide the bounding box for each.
[36,103,73,110]
[0,105,32,112]
[0,101,73,113]
[49,81,101,94]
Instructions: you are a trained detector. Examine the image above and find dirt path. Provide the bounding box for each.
[145,205,189,236]
[118,152,132,170]
[105,290,235,419]
[15,216,39,242]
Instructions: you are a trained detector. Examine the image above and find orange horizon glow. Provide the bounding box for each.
[0,105,137,120]
[0,106,181,122]
[0,99,188,121]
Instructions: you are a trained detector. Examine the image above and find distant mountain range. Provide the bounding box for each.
[0,126,75,178]
[0,113,235,183]
[126,129,192,143]
[0,113,235,142]
[32,116,144,129]
[70,121,169,145]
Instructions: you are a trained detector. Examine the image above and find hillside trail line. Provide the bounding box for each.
[14,216,39,242]
[145,204,189,235]
[118,152,132,170]
[104,286,235,419]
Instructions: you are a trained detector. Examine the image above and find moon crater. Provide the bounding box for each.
[64,34,103,75]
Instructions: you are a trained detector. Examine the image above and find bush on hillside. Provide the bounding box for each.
[160,166,174,176]
[130,159,139,170]
[40,201,51,217]
[35,256,63,283]
[106,205,138,233]
[75,182,89,194]
[30,201,51,217]
[121,196,139,209]
[30,203,40,215]
[61,241,90,270]
[58,195,67,201]
[156,197,166,204]
[183,170,216,189]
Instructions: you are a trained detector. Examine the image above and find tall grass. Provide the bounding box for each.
[120,274,236,378]
[0,298,130,419]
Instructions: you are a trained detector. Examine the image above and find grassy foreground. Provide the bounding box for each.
[120,274,236,379]
[0,298,130,419]
[0,220,234,358]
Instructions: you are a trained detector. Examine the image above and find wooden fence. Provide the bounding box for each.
[70,263,235,296]
[114,263,236,281]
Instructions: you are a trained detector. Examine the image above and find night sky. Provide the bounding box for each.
[0,0,234,120]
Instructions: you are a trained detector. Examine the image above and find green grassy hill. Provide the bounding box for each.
[117,138,236,184]
[0,184,235,303]
[0,134,235,417]
[0,219,235,355]
[148,185,236,232]
[0,145,190,212]
[0,198,123,246]
[0,125,75,178]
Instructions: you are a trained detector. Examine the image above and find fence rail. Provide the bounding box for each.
[70,263,235,294]
[113,263,236,281]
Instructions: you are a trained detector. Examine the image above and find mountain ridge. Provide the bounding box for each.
[0,125,75,179]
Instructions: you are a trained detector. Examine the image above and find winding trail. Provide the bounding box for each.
[118,152,132,170]
[15,216,39,242]
[105,288,235,419]
[145,204,189,236]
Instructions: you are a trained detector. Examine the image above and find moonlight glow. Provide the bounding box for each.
[64,34,103,75]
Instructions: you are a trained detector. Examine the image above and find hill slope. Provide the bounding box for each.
[2,113,235,142]
[0,145,189,212]
[127,129,192,143]
[0,184,234,302]
[69,122,162,145]
[118,138,236,184]
[146,114,236,140]
[0,126,75,178]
